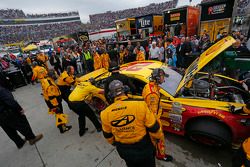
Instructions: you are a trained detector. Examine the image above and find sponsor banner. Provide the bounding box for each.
[136,15,153,29]
[187,7,200,36]
[78,31,89,42]
[153,16,164,32]
[201,0,235,21]
[116,20,130,32]
[170,13,181,21]
[164,8,187,25]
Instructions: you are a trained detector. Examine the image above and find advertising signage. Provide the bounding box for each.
[201,0,235,21]
[136,15,153,29]
[164,8,187,25]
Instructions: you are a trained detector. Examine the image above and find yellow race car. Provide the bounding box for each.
[74,36,250,147]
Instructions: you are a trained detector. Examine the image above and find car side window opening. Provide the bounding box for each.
[127,77,146,96]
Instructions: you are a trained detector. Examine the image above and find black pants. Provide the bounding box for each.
[0,112,36,147]
[69,101,101,132]
[116,135,156,167]
[53,64,63,75]
[86,60,94,73]
[58,86,71,109]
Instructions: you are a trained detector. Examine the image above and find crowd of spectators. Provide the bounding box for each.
[0,9,26,19]
[0,9,79,19]
[26,11,79,18]
[88,0,178,32]
[0,21,81,44]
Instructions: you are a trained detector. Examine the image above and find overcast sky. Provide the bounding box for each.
[0,0,201,22]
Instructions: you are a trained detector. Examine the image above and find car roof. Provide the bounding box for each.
[120,61,163,79]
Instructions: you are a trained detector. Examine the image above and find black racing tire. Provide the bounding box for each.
[89,97,108,119]
[186,118,232,147]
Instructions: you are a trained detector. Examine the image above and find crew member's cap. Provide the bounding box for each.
[109,80,124,97]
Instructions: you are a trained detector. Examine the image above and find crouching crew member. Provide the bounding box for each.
[57,66,76,107]
[68,78,102,137]
[41,69,72,133]
[101,80,164,167]
[142,68,173,162]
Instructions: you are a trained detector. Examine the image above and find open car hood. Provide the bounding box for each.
[176,36,236,93]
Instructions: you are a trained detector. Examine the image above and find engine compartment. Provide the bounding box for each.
[182,76,250,104]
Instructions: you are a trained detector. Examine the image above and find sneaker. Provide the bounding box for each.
[157,155,173,162]
[79,128,88,137]
[60,125,72,134]
[29,134,43,145]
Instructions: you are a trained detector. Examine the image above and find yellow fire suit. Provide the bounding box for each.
[37,53,49,69]
[57,71,75,87]
[136,51,145,61]
[142,81,167,159]
[41,77,68,128]
[93,53,103,70]
[238,137,250,167]
[101,95,163,166]
[119,51,125,65]
[57,70,75,107]
[101,53,110,70]
[32,65,47,81]
[68,82,102,134]
[101,95,163,145]
[69,82,100,102]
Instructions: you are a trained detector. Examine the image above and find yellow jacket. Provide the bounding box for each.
[57,71,75,86]
[101,95,163,145]
[93,53,103,70]
[69,82,99,102]
[243,138,250,163]
[41,77,61,107]
[119,51,125,65]
[37,53,48,63]
[101,53,110,70]
[142,81,162,119]
[26,57,32,65]
[136,51,145,61]
[32,66,47,81]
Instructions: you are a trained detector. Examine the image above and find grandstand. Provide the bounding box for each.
[88,0,178,32]
[0,9,81,44]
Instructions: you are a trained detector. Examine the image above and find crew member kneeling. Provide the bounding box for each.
[101,80,163,167]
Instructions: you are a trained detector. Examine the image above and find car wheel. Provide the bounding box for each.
[186,118,232,147]
[89,97,108,118]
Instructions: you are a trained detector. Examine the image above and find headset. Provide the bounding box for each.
[151,68,165,83]
[108,80,130,98]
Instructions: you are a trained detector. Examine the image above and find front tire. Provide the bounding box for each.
[186,118,232,147]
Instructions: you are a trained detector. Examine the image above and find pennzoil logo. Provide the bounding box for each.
[79,35,89,42]
[111,115,135,127]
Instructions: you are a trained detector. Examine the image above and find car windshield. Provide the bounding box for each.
[9,49,19,53]
[40,45,52,50]
[159,66,183,96]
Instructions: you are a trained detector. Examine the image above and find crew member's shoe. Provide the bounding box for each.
[79,128,88,137]
[60,125,72,134]
[157,154,173,162]
[29,134,43,145]
[17,139,26,149]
